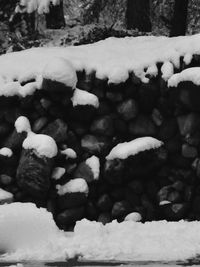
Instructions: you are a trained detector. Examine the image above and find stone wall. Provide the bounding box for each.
[1,56,200,230]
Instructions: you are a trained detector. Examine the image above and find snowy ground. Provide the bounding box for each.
[1,203,200,264]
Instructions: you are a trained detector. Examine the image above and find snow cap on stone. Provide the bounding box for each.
[106,137,163,160]
[56,178,89,195]
[61,148,77,159]
[168,67,200,87]
[124,212,142,222]
[15,116,31,133]
[51,167,65,180]
[72,88,99,108]
[0,148,13,157]
[43,57,77,89]
[85,156,100,180]
[23,133,58,158]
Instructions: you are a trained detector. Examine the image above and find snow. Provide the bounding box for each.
[61,148,77,159]
[43,58,77,89]
[72,88,99,108]
[168,67,200,87]
[106,137,163,160]
[16,0,60,14]
[0,203,63,257]
[124,212,142,222]
[0,148,13,157]
[1,34,200,94]
[0,188,13,202]
[56,178,89,195]
[8,264,23,267]
[51,167,65,180]
[85,156,100,180]
[161,61,174,81]
[3,207,200,262]
[23,132,58,158]
[15,116,31,134]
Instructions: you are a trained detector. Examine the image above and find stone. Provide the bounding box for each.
[112,201,132,219]
[178,82,200,111]
[165,134,182,155]
[158,118,178,141]
[86,202,98,220]
[192,196,200,214]
[32,117,48,133]
[138,82,158,113]
[160,203,189,221]
[0,188,13,205]
[104,159,125,185]
[151,108,163,126]
[182,144,198,158]
[113,118,128,135]
[57,192,88,210]
[129,115,156,137]
[172,181,185,192]
[106,91,123,102]
[0,122,11,138]
[16,149,53,199]
[125,188,141,207]
[90,115,114,136]
[117,99,138,121]
[0,174,13,186]
[81,134,110,155]
[42,119,68,144]
[97,100,112,116]
[128,180,144,195]
[70,121,88,136]
[177,113,200,137]
[73,162,94,183]
[3,130,27,151]
[69,105,96,122]
[56,206,85,227]
[110,186,126,201]
[98,212,111,225]
[97,194,113,212]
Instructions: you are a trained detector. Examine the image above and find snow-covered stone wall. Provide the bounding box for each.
[1,35,200,230]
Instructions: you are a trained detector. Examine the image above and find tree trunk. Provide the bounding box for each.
[170,0,189,36]
[126,0,151,32]
[46,0,65,29]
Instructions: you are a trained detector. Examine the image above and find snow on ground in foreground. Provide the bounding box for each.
[2,203,200,262]
[1,34,200,96]
[106,137,163,160]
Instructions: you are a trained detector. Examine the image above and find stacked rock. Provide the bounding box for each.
[1,57,200,230]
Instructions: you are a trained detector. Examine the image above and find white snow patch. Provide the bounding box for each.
[145,64,158,77]
[1,34,200,92]
[51,167,65,180]
[56,178,89,195]
[106,137,163,160]
[61,148,77,159]
[23,132,58,158]
[168,67,200,87]
[15,116,31,134]
[8,264,23,267]
[72,88,99,108]
[2,206,200,262]
[0,148,13,157]
[159,200,171,206]
[161,61,174,81]
[124,212,142,222]
[85,156,100,180]
[0,188,13,202]
[43,58,77,89]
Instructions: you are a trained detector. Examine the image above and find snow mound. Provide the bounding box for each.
[1,34,200,93]
[72,88,99,108]
[15,116,31,133]
[168,67,200,87]
[106,137,163,160]
[23,132,58,158]
[124,212,142,222]
[43,58,77,89]
[51,167,66,180]
[16,0,60,14]
[85,156,100,180]
[0,148,13,157]
[0,203,62,254]
[56,178,89,195]
[61,148,77,159]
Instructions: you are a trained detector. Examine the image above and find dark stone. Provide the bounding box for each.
[42,119,68,144]
[70,121,88,136]
[90,116,114,136]
[56,206,85,227]
[16,149,53,199]
[3,130,27,151]
[97,100,112,116]
[160,203,189,221]
[32,117,48,133]
[98,212,111,224]
[158,118,178,141]
[117,99,138,121]
[177,113,200,137]
[112,201,132,219]
[128,180,144,195]
[192,196,200,214]
[97,194,113,212]
[0,174,13,185]
[125,188,141,207]
[81,135,110,155]
[86,202,98,220]
[151,108,163,126]
[69,105,96,122]
[74,162,94,183]
[106,91,123,103]
[110,186,126,201]
[0,122,12,138]
[165,134,182,155]
[104,159,125,185]
[138,82,158,113]
[57,191,87,210]
[129,115,156,137]
[182,144,198,158]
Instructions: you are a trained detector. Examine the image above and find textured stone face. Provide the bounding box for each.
[16,149,54,199]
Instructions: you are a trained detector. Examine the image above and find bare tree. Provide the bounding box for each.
[126,0,151,32]
[170,0,189,36]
